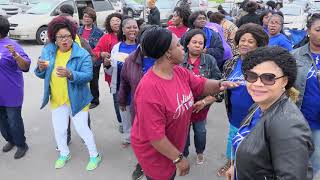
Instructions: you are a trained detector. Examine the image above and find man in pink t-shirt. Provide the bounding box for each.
[167,7,190,39]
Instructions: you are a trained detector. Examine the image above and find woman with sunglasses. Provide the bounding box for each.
[226,46,313,180]
[217,23,269,177]
[292,13,320,178]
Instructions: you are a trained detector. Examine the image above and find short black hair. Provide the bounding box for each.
[104,12,123,33]
[60,4,74,16]
[189,11,206,29]
[259,10,272,25]
[183,29,206,51]
[173,6,191,27]
[141,27,172,59]
[47,16,77,43]
[0,16,9,38]
[242,46,297,90]
[266,0,276,10]
[244,1,257,13]
[307,13,320,29]
[235,23,269,47]
[209,12,225,24]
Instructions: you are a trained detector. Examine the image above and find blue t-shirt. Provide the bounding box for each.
[227,59,255,128]
[142,57,156,74]
[301,53,320,129]
[117,42,138,104]
[268,33,293,51]
[232,108,262,180]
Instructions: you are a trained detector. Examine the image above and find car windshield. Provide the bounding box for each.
[282,6,301,16]
[26,0,57,14]
[125,0,138,5]
[156,0,175,9]
[0,0,10,5]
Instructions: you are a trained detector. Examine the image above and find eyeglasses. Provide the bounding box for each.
[244,71,285,85]
[269,21,281,26]
[56,35,72,41]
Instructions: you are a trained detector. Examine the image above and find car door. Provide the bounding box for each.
[92,0,115,30]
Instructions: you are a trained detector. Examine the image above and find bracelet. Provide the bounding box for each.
[173,153,183,164]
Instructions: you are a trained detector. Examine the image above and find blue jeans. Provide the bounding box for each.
[311,129,320,176]
[0,106,26,147]
[112,92,122,123]
[183,120,206,157]
[225,124,238,160]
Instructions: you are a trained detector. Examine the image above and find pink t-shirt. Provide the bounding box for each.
[187,57,210,122]
[167,25,188,39]
[131,66,206,180]
[81,28,91,41]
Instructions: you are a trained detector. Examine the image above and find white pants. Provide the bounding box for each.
[52,105,98,157]
[120,105,132,143]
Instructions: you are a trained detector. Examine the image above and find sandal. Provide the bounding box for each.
[217,160,231,176]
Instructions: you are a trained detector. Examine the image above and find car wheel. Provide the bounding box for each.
[127,9,134,17]
[36,26,48,45]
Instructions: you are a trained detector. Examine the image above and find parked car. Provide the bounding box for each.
[122,0,143,17]
[8,0,115,45]
[143,0,208,27]
[282,4,308,30]
[0,0,22,18]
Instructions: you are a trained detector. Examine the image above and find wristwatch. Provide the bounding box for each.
[173,153,184,164]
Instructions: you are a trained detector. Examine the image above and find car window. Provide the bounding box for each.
[0,0,10,4]
[26,0,59,14]
[93,0,114,11]
[54,0,76,15]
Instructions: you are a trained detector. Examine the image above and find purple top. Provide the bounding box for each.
[206,22,233,60]
[0,37,31,107]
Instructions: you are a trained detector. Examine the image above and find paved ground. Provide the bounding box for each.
[0,41,230,180]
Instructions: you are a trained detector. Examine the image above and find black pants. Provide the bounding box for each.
[67,113,91,140]
[146,172,176,180]
[0,106,26,147]
[90,65,101,105]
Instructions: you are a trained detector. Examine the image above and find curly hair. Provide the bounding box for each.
[47,16,77,43]
[83,7,96,22]
[307,13,320,29]
[0,16,10,38]
[183,29,206,51]
[104,12,123,33]
[235,23,269,47]
[188,11,206,29]
[242,46,297,90]
[173,6,191,27]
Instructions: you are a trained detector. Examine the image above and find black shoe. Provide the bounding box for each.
[14,144,28,159]
[2,142,14,152]
[132,164,144,180]
[89,103,99,109]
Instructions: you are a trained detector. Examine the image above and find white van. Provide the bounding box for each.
[8,0,115,44]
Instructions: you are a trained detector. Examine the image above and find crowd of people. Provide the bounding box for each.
[0,0,320,180]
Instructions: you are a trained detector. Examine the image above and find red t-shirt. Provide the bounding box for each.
[81,28,92,41]
[131,66,206,180]
[187,57,210,122]
[167,25,188,39]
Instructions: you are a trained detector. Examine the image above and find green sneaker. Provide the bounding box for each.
[55,155,71,169]
[86,154,102,171]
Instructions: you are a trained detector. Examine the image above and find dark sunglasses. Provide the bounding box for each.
[244,71,285,85]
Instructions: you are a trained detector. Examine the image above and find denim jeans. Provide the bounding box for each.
[311,129,320,176]
[112,92,122,123]
[0,106,26,147]
[183,120,206,157]
[225,124,239,160]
